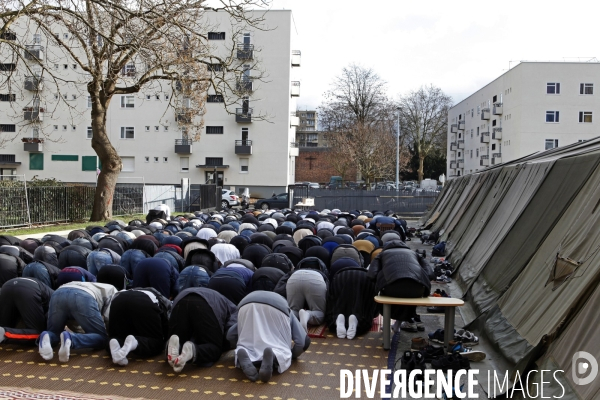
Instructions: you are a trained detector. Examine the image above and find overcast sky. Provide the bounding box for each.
[269,0,598,111]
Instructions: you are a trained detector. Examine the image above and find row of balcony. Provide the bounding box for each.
[174,139,253,155]
[480,153,503,166]
[481,103,503,120]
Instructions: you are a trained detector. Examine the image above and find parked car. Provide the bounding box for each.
[221,189,240,209]
[295,181,320,189]
[254,193,289,210]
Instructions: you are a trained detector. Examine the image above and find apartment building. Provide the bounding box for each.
[0,10,301,197]
[294,110,327,147]
[447,62,600,177]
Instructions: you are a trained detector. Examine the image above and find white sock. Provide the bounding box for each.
[122,335,139,355]
[58,333,71,363]
[336,314,346,338]
[167,335,180,367]
[174,341,195,373]
[347,315,358,340]
[110,339,128,365]
[299,309,309,333]
[39,333,53,361]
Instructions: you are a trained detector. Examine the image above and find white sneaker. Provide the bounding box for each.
[299,309,309,333]
[400,321,418,332]
[346,315,358,340]
[38,331,53,361]
[336,314,346,338]
[167,335,180,367]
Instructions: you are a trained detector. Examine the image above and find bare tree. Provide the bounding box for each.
[398,85,452,182]
[1,0,270,220]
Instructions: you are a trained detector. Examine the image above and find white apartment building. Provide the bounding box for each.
[0,10,301,197]
[447,62,600,177]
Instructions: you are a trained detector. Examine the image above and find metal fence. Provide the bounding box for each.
[290,186,439,215]
[0,183,218,228]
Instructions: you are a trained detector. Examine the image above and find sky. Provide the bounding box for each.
[267,0,599,111]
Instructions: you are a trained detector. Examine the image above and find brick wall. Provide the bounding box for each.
[295,147,357,184]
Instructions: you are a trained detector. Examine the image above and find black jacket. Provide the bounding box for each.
[367,240,434,296]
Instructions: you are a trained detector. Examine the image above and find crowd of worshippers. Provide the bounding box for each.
[0,208,434,382]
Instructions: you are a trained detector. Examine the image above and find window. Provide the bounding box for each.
[476,149,479,157]
[87,96,92,108]
[0,31,16,41]
[122,63,136,76]
[54,64,59,70]
[470,150,473,158]
[33,33,43,44]
[72,125,76,131]
[163,157,168,162]
[120,95,134,108]
[62,125,67,131]
[72,64,77,69]
[121,156,135,172]
[146,95,151,100]
[164,126,168,132]
[0,94,15,102]
[580,83,593,95]
[120,126,135,139]
[207,94,224,103]
[180,157,189,172]
[205,157,223,166]
[63,94,68,100]
[64,33,69,39]
[206,126,224,134]
[0,64,16,71]
[492,119,497,126]
[493,95,497,102]
[145,157,149,162]
[545,139,559,150]
[164,94,169,101]
[579,111,593,123]
[71,95,77,100]
[240,158,249,172]
[29,153,44,170]
[86,126,92,139]
[82,156,98,171]
[51,155,78,161]
[208,32,226,40]
[53,125,58,130]
[208,63,223,72]
[155,94,160,100]
[492,144,496,151]
[154,157,159,163]
[546,111,559,123]
[145,126,150,132]
[154,126,159,132]
[63,64,68,70]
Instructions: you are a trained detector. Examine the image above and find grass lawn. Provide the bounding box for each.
[1,213,146,236]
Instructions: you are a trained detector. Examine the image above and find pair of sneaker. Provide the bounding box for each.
[428,290,450,313]
[236,347,275,383]
[400,351,426,392]
[38,331,71,362]
[427,328,456,344]
[398,317,424,333]
[167,335,196,373]
[454,329,479,346]
[448,340,486,362]
[336,314,358,339]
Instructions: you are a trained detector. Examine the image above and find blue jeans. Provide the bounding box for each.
[22,262,52,289]
[47,288,107,349]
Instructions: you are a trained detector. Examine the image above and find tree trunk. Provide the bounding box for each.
[418,154,425,182]
[89,93,122,221]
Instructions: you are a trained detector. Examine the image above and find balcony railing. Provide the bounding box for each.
[23,107,45,121]
[493,103,503,115]
[25,45,44,61]
[492,127,502,140]
[237,44,254,60]
[291,50,301,67]
[291,81,300,97]
[457,159,464,168]
[24,140,43,152]
[236,108,253,123]
[236,79,254,92]
[24,76,43,91]
[492,153,502,165]
[290,114,300,127]
[450,161,457,169]
[458,140,465,149]
[289,141,299,156]
[451,124,458,133]
[174,139,193,154]
[175,108,192,124]
[458,121,465,130]
[480,132,490,143]
[235,139,252,155]
[450,142,457,151]
[480,155,489,166]
[481,108,490,120]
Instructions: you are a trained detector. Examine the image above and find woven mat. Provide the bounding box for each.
[0,331,387,400]
[0,386,146,399]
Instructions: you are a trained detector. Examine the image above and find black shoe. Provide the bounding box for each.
[431,354,460,373]
[420,345,445,363]
[400,351,415,371]
[451,351,471,371]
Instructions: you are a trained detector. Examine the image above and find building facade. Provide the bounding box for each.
[294,110,328,147]
[0,10,301,198]
[447,62,600,177]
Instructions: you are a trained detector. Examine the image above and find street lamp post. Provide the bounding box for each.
[396,107,401,191]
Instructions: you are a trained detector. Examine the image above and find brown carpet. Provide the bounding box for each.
[0,332,387,400]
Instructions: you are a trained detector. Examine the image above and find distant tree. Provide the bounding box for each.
[403,143,447,182]
[398,85,452,182]
[1,0,269,220]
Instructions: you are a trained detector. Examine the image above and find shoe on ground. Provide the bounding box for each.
[167,335,180,367]
[436,274,452,283]
[448,341,486,362]
[420,345,445,363]
[427,328,446,344]
[58,331,71,363]
[412,315,425,331]
[38,331,53,361]
[431,353,461,373]
[258,347,274,383]
[237,348,258,382]
[410,337,428,351]
[455,329,479,346]
[400,320,418,332]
